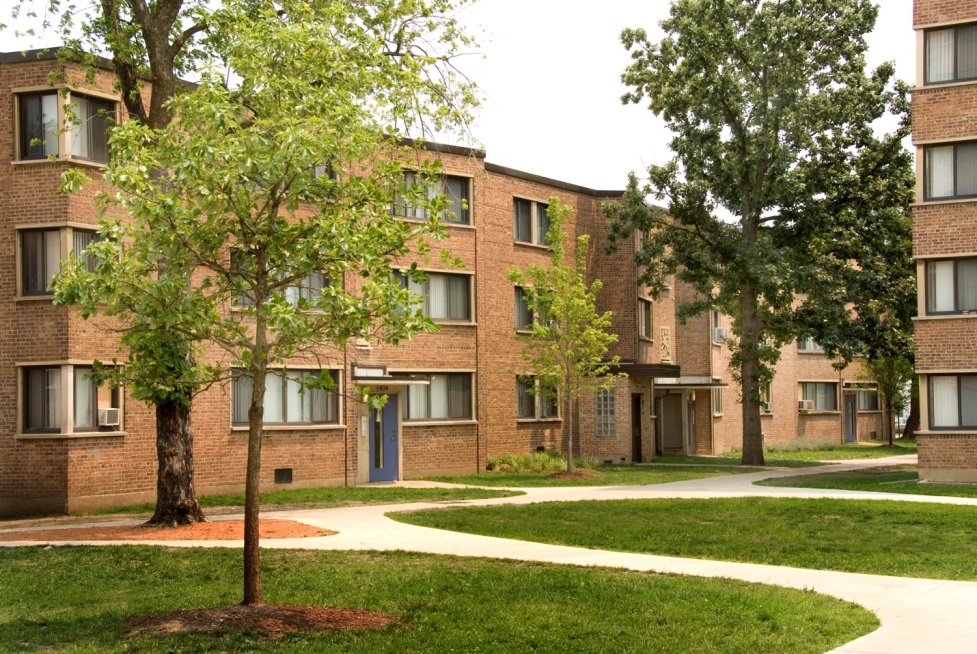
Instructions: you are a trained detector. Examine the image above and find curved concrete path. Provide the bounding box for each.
[3,454,977,653]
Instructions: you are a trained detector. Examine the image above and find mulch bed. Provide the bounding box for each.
[125,604,399,638]
[0,519,333,542]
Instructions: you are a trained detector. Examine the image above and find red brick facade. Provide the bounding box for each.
[0,50,882,515]
[912,1,977,482]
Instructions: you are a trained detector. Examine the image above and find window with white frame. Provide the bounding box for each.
[712,383,723,415]
[925,23,977,85]
[639,298,653,339]
[392,172,470,224]
[516,376,558,420]
[857,389,880,411]
[596,388,616,436]
[760,382,773,413]
[924,142,977,201]
[800,382,838,411]
[402,373,473,421]
[231,369,339,425]
[513,197,549,245]
[18,91,115,163]
[515,286,534,330]
[231,249,329,308]
[22,365,121,434]
[797,337,824,353]
[396,270,471,321]
[929,374,977,429]
[925,258,977,314]
[19,226,100,296]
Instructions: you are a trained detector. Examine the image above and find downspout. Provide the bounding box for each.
[474,175,482,474]
[343,332,349,486]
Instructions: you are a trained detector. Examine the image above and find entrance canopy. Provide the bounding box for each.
[653,375,728,389]
[351,364,429,389]
[606,360,681,378]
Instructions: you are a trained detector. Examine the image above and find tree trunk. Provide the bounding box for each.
[567,393,575,475]
[145,398,206,527]
[903,393,920,441]
[740,287,766,466]
[243,362,266,606]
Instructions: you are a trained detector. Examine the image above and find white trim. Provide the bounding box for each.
[402,419,478,427]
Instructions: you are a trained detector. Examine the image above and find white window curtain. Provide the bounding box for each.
[929,260,955,312]
[285,372,310,422]
[408,383,429,420]
[958,260,977,311]
[430,374,449,419]
[69,96,91,160]
[264,374,284,422]
[927,28,954,83]
[74,367,95,429]
[428,274,448,319]
[926,146,954,199]
[46,368,62,430]
[232,373,252,424]
[931,376,959,427]
[535,203,550,244]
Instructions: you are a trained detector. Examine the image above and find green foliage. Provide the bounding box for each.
[755,464,977,499]
[507,199,623,471]
[0,548,876,653]
[486,450,596,473]
[723,438,917,459]
[426,464,748,487]
[399,497,977,581]
[604,0,915,464]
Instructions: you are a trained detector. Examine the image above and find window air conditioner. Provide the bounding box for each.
[98,408,120,427]
[798,400,814,411]
[712,328,728,342]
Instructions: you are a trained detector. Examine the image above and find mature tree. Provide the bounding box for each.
[508,199,622,474]
[604,0,915,465]
[861,357,913,446]
[13,0,215,525]
[61,0,476,607]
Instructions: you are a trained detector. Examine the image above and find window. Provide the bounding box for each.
[924,142,977,201]
[513,197,549,245]
[516,376,558,420]
[857,389,879,411]
[20,227,101,296]
[18,92,115,163]
[231,250,328,308]
[515,286,534,330]
[232,369,340,425]
[392,172,470,224]
[403,373,472,421]
[397,271,471,321]
[925,24,977,85]
[797,337,824,353]
[926,258,977,314]
[712,384,723,415]
[801,382,838,411]
[22,365,121,434]
[930,374,977,429]
[596,388,616,436]
[760,382,773,413]
[639,299,653,339]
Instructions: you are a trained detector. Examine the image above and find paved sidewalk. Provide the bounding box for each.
[3,454,976,653]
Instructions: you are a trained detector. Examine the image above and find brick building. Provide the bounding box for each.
[0,50,880,516]
[912,0,977,481]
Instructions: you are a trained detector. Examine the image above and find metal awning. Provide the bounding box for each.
[653,375,728,389]
[351,364,430,386]
[605,361,681,378]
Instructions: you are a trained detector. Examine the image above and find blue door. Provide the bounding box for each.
[369,395,399,482]
[843,394,857,444]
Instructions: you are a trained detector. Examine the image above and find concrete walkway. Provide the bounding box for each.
[3,455,977,653]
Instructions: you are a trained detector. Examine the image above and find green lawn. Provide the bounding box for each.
[720,439,917,462]
[424,464,753,487]
[0,547,875,653]
[655,455,824,468]
[395,497,977,581]
[757,464,977,498]
[82,486,520,517]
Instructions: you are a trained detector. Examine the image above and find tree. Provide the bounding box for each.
[61,0,476,607]
[861,357,913,446]
[507,199,623,474]
[13,0,216,526]
[604,0,915,465]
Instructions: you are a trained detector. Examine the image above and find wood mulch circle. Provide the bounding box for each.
[0,519,333,542]
[125,604,399,638]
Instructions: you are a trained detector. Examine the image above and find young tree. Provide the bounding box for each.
[861,357,914,446]
[604,0,915,465]
[61,0,477,607]
[508,199,622,474]
[12,0,216,526]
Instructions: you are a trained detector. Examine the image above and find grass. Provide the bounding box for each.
[0,546,876,653]
[656,455,824,468]
[82,486,520,517]
[757,464,977,498]
[720,438,917,462]
[425,464,753,487]
[395,497,977,581]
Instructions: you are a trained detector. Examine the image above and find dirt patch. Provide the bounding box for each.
[0,519,333,542]
[125,604,398,639]
[547,469,601,480]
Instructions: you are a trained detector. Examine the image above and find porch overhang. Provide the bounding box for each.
[605,361,681,378]
[653,375,728,389]
[351,364,429,388]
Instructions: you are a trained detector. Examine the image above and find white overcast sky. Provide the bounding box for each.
[7,0,915,191]
[453,0,915,190]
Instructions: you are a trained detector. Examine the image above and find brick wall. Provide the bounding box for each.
[915,0,977,26]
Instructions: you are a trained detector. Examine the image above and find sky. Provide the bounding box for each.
[6,0,916,191]
[453,0,916,190]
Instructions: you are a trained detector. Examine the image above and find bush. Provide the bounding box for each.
[486,451,599,473]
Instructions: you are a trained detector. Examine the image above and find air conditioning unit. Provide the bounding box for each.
[97,408,120,427]
[798,400,814,411]
[712,328,728,342]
